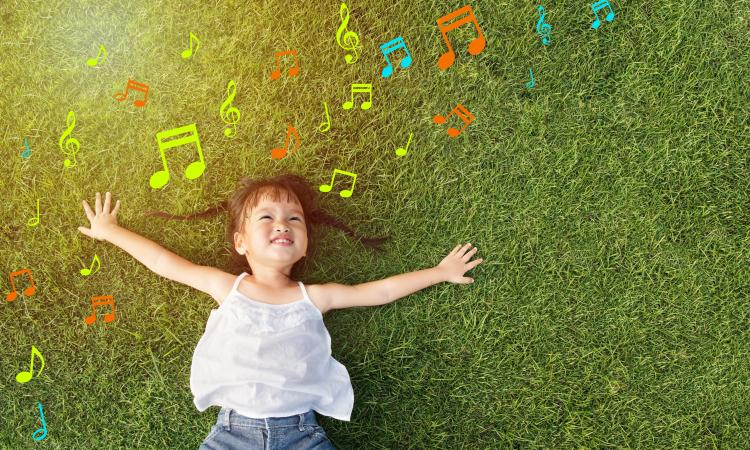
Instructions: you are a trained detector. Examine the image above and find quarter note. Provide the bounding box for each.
[591,0,615,29]
[59,111,80,168]
[86,44,107,67]
[149,123,206,189]
[433,103,475,138]
[27,198,40,228]
[270,50,300,80]
[114,79,149,107]
[395,133,412,157]
[181,32,200,59]
[84,295,116,325]
[436,5,486,70]
[336,3,359,64]
[525,68,535,89]
[16,345,44,384]
[271,125,301,159]
[380,36,413,78]
[342,83,372,110]
[319,102,331,133]
[80,254,101,276]
[33,402,48,441]
[220,80,241,138]
[6,268,37,302]
[319,169,357,198]
[21,138,31,159]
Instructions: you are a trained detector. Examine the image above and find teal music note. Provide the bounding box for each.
[535,6,552,45]
[21,138,31,159]
[33,402,47,441]
[380,36,412,78]
[591,0,615,29]
[525,68,535,89]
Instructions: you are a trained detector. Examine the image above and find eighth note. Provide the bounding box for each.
[270,50,300,80]
[319,102,331,133]
[33,402,48,442]
[84,295,116,325]
[16,345,44,384]
[271,125,301,160]
[342,83,372,110]
[436,5,486,70]
[21,138,31,159]
[6,268,37,301]
[114,79,149,108]
[380,36,413,78]
[525,68,535,89]
[80,254,101,276]
[149,123,206,189]
[433,103,475,138]
[591,0,615,29]
[319,169,357,198]
[395,133,413,157]
[27,198,40,228]
[86,44,107,67]
[181,32,200,59]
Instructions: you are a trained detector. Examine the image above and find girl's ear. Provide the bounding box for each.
[234,231,246,255]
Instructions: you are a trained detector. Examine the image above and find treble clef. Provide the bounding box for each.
[219,80,241,138]
[336,3,359,64]
[58,110,80,168]
[536,6,552,46]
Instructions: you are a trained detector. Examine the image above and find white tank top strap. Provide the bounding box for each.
[231,272,249,294]
[297,280,312,303]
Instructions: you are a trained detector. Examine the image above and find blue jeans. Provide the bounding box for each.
[198,407,337,450]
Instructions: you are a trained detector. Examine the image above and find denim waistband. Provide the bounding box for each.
[216,407,319,431]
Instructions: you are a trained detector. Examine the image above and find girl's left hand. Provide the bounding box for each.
[437,243,483,284]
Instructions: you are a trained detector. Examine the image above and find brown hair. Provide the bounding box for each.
[144,173,389,278]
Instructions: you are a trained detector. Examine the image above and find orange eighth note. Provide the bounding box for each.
[5,268,37,302]
[114,79,149,107]
[84,295,116,325]
[433,103,475,138]
[436,4,486,70]
[271,125,301,159]
[270,50,300,80]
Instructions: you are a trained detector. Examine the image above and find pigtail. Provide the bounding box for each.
[144,201,228,220]
[309,208,390,251]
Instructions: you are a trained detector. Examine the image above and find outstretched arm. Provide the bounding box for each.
[321,243,483,312]
[78,192,229,302]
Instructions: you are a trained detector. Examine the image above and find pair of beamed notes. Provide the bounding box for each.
[149,123,206,189]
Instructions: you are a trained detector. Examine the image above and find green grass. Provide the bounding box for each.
[2,0,749,448]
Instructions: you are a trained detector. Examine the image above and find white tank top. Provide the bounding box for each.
[190,272,354,421]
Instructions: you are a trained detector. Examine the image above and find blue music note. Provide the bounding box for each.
[591,0,615,29]
[33,402,47,441]
[380,36,413,78]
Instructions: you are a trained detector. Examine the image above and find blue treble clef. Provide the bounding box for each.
[535,6,552,46]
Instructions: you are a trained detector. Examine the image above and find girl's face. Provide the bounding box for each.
[234,192,308,271]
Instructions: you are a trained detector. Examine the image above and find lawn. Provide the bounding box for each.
[1,0,749,448]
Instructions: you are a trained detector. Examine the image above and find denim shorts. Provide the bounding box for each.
[198,407,336,450]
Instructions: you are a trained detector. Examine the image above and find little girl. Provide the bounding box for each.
[78,173,483,450]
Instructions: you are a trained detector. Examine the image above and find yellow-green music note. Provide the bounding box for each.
[149,123,206,189]
[59,111,80,168]
[219,80,240,138]
[86,44,107,67]
[319,169,357,198]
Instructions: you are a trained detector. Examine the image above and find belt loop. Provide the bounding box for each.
[222,408,231,431]
[298,411,306,431]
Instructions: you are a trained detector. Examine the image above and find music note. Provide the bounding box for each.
[433,103,475,138]
[336,3,359,64]
[114,79,149,107]
[319,102,331,133]
[59,111,80,168]
[219,80,241,138]
[86,44,107,67]
[149,123,206,189]
[84,295,116,325]
[27,198,40,228]
[80,254,101,276]
[591,0,615,29]
[15,345,44,384]
[21,138,31,159]
[319,169,357,198]
[380,36,413,78]
[6,268,37,302]
[270,50,300,80]
[271,125,301,160]
[525,68,535,89]
[436,5,486,70]
[536,6,552,45]
[342,83,372,110]
[181,32,200,59]
[395,133,413,157]
[33,402,48,441]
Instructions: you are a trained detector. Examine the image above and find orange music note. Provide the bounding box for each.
[270,50,300,80]
[5,268,37,302]
[181,32,200,59]
[84,295,116,325]
[433,103,475,138]
[16,345,44,384]
[271,125,301,159]
[149,123,206,189]
[114,79,149,107]
[436,5,486,70]
[319,169,357,198]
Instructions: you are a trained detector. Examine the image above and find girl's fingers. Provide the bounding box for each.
[82,200,95,221]
[462,246,478,261]
[103,192,111,212]
[468,258,483,269]
[458,243,472,255]
[95,192,102,214]
[449,244,461,255]
[77,226,91,238]
[112,199,121,217]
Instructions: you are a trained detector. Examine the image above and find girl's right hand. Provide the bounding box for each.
[78,192,121,241]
